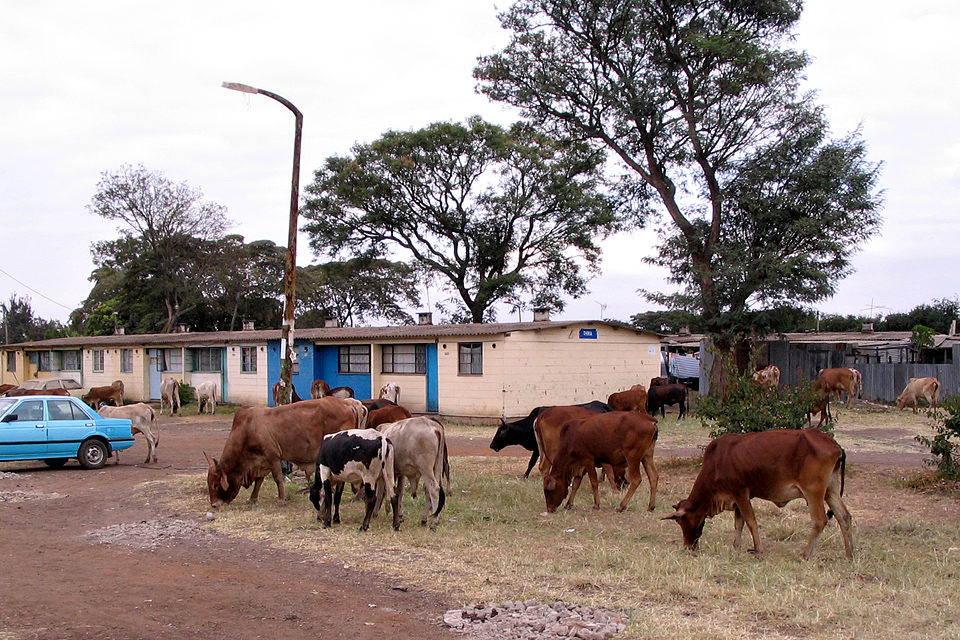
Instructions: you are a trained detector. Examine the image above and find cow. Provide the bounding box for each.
[379,382,401,404]
[195,381,218,414]
[203,397,356,506]
[3,387,69,397]
[272,380,303,405]
[330,386,354,399]
[817,367,861,407]
[0,383,15,396]
[665,428,854,560]
[160,378,181,416]
[607,385,649,413]
[342,397,368,429]
[649,377,669,388]
[367,404,413,430]
[311,379,330,399]
[647,383,688,419]
[81,381,124,409]
[111,380,125,401]
[361,398,396,412]
[489,401,613,478]
[807,386,832,429]
[752,365,781,391]
[895,377,942,413]
[377,416,449,530]
[542,411,659,513]
[309,429,396,531]
[98,403,160,464]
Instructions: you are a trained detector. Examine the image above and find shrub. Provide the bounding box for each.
[916,395,960,480]
[178,381,195,407]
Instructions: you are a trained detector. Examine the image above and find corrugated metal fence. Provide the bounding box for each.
[858,363,959,403]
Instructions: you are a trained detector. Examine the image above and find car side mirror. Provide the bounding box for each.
[1,414,17,423]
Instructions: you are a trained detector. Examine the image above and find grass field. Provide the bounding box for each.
[157,406,960,640]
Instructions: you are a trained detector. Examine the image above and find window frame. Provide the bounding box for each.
[458,342,483,376]
[191,347,222,373]
[381,344,427,375]
[241,346,258,373]
[6,351,15,372]
[120,348,134,373]
[61,350,81,372]
[92,350,104,373]
[338,345,371,375]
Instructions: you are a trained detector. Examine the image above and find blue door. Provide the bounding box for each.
[426,343,439,412]
[148,349,163,399]
[0,399,46,459]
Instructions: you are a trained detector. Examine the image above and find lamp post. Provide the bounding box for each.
[222,82,303,405]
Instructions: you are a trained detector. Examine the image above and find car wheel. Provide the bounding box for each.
[43,458,69,469]
[77,440,108,470]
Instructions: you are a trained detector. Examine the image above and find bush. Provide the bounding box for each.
[178,381,195,407]
[697,373,826,439]
[916,396,960,480]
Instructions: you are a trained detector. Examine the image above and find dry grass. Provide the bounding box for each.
[155,406,960,640]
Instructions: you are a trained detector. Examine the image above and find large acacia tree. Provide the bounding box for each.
[301,117,631,323]
[475,0,883,371]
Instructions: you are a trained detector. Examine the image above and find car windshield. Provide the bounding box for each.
[19,380,41,389]
[60,380,82,390]
[0,398,17,418]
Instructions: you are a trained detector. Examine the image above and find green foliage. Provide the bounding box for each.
[1,294,71,344]
[916,396,960,481]
[178,381,195,407]
[910,324,935,348]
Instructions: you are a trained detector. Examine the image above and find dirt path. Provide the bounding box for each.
[0,411,947,639]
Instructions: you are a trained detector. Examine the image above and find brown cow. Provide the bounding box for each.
[647,383,688,419]
[81,381,124,408]
[542,411,659,513]
[752,365,780,390]
[606,384,649,413]
[806,386,832,428]
[3,387,69,397]
[203,397,356,506]
[533,405,611,478]
[665,428,854,559]
[367,404,413,429]
[0,383,15,395]
[817,368,861,407]
[649,377,669,388]
[311,379,330,399]
[895,377,941,413]
[272,380,302,405]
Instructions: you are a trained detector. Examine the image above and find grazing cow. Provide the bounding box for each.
[99,403,160,464]
[542,411,659,513]
[367,404,413,430]
[649,377,669,388]
[309,429,396,531]
[752,365,781,391]
[160,378,181,416]
[379,382,401,404]
[203,397,356,506]
[896,377,942,413]
[665,428,854,559]
[490,401,613,478]
[817,368,861,406]
[607,384,649,413]
[272,380,303,405]
[311,379,330,399]
[807,386,832,429]
[81,381,124,409]
[195,381,218,414]
[377,416,449,530]
[112,380,125,401]
[647,383,688,419]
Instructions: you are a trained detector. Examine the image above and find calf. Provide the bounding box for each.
[752,365,780,391]
[204,397,356,506]
[311,379,331,399]
[649,377,669,388]
[160,378,181,416]
[379,382,401,404]
[606,385,649,413]
[665,428,854,559]
[99,403,160,464]
[647,383,688,419]
[543,411,659,513]
[82,381,124,409]
[309,429,396,531]
[490,401,612,478]
[806,386,832,428]
[367,404,413,430]
[895,377,941,413]
[195,381,218,414]
[377,417,448,530]
[272,380,303,405]
[817,368,861,407]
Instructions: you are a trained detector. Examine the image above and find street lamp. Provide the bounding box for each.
[222,82,303,405]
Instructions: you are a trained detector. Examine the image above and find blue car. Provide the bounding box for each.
[0,395,135,469]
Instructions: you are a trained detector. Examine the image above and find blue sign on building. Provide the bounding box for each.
[579,328,598,340]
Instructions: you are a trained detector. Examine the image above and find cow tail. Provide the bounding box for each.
[433,419,451,485]
[382,439,396,502]
[150,406,160,447]
[828,450,847,520]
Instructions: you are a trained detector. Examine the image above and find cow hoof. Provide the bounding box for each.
[615,506,626,513]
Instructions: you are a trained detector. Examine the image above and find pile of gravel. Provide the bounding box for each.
[0,490,54,503]
[444,600,628,640]
[86,519,215,551]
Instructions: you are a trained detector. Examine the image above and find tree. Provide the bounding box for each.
[301,117,629,323]
[884,298,960,334]
[87,164,233,333]
[296,258,421,328]
[1,294,70,343]
[475,0,883,382]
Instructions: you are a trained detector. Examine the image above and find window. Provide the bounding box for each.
[458,342,483,375]
[61,350,81,371]
[159,348,182,372]
[121,349,133,373]
[92,350,104,373]
[192,348,222,372]
[48,399,90,421]
[382,344,426,374]
[338,345,370,374]
[37,351,52,372]
[241,347,257,373]
[16,400,44,421]
[6,351,14,372]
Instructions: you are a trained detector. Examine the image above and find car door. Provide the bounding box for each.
[0,399,47,460]
[45,398,97,458]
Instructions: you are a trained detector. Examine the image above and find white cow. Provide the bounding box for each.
[160,378,181,416]
[896,377,941,413]
[195,381,218,414]
[377,416,449,530]
[341,397,368,429]
[98,403,160,464]
[379,382,401,404]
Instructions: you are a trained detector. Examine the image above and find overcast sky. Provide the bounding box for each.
[2,1,957,327]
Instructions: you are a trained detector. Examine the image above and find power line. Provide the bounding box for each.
[0,266,77,311]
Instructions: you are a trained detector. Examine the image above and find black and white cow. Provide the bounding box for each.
[488,401,613,478]
[309,429,395,531]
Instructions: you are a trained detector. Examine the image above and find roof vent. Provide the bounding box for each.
[418,312,433,325]
[533,308,551,322]
[115,326,125,335]
[678,326,691,336]
[242,321,255,331]
[861,322,874,333]
[177,324,190,333]
[324,316,340,328]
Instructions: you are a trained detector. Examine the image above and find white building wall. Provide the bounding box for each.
[224,344,269,406]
